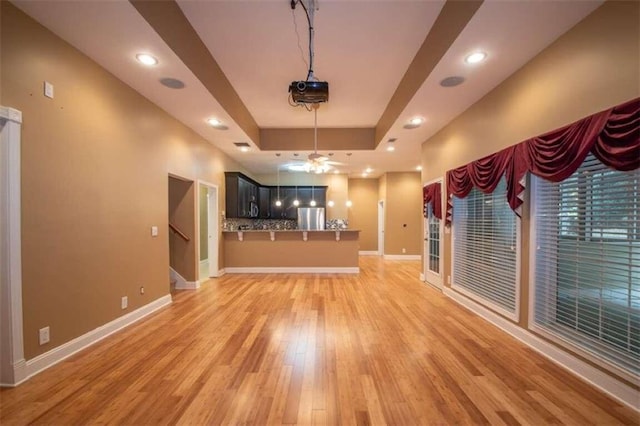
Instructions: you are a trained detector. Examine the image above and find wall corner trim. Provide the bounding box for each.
[443,288,640,411]
[20,294,172,386]
[0,107,23,123]
[170,267,200,290]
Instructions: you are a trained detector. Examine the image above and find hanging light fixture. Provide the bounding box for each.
[345,152,353,207]
[304,104,331,174]
[293,187,300,206]
[310,173,317,206]
[275,160,282,207]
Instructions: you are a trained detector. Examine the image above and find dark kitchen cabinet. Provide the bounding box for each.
[258,186,271,218]
[227,172,328,219]
[225,172,259,218]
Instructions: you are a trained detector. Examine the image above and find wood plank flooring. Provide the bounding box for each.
[1,257,638,425]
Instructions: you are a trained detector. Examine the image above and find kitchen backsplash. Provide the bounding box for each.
[223,218,348,231]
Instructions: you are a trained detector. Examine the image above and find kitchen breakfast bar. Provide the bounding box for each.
[223,230,360,273]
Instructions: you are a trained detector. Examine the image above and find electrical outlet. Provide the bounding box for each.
[39,327,50,345]
[402,248,406,254]
[121,296,128,310]
[151,226,158,237]
[140,286,145,295]
[447,275,451,285]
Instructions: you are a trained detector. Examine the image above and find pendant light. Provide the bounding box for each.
[310,171,317,206]
[293,185,300,207]
[345,153,353,207]
[275,160,282,207]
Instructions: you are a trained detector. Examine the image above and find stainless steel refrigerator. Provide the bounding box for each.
[297,207,325,230]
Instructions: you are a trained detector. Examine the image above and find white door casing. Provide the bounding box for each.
[0,106,26,386]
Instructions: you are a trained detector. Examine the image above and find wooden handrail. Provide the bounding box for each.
[169,223,190,242]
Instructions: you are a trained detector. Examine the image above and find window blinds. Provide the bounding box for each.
[452,179,519,320]
[532,153,639,376]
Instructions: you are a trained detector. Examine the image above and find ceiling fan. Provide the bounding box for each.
[288,105,342,173]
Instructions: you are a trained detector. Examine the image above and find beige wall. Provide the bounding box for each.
[421,0,639,381]
[382,172,423,256]
[1,3,246,359]
[347,179,378,252]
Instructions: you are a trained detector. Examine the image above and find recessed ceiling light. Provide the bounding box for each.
[416,165,422,171]
[328,200,335,207]
[365,167,373,173]
[465,51,487,64]
[403,117,424,130]
[362,172,368,177]
[207,118,228,130]
[346,200,353,207]
[136,53,158,66]
[386,145,395,152]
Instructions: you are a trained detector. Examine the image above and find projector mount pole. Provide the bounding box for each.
[307,0,316,81]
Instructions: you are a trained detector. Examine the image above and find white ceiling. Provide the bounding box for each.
[13,0,603,178]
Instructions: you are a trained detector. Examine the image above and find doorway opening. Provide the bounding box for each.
[168,175,197,290]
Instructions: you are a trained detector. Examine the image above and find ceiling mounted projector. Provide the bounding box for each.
[289,80,329,104]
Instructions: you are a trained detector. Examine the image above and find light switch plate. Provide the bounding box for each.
[151,226,158,237]
[44,81,54,99]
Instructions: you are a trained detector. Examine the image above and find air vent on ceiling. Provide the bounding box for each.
[233,142,250,148]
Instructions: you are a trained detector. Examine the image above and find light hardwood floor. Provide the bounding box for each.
[1,257,637,425]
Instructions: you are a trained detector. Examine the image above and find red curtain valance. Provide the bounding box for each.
[446,97,640,226]
[422,182,442,220]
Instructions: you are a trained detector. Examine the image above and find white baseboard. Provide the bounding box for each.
[199,259,209,280]
[170,267,200,290]
[0,359,27,388]
[443,288,640,411]
[383,254,421,260]
[419,273,425,281]
[224,267,359,274]
[216,269,226,277]
[16,294,172,386]
[359,251,379,256]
